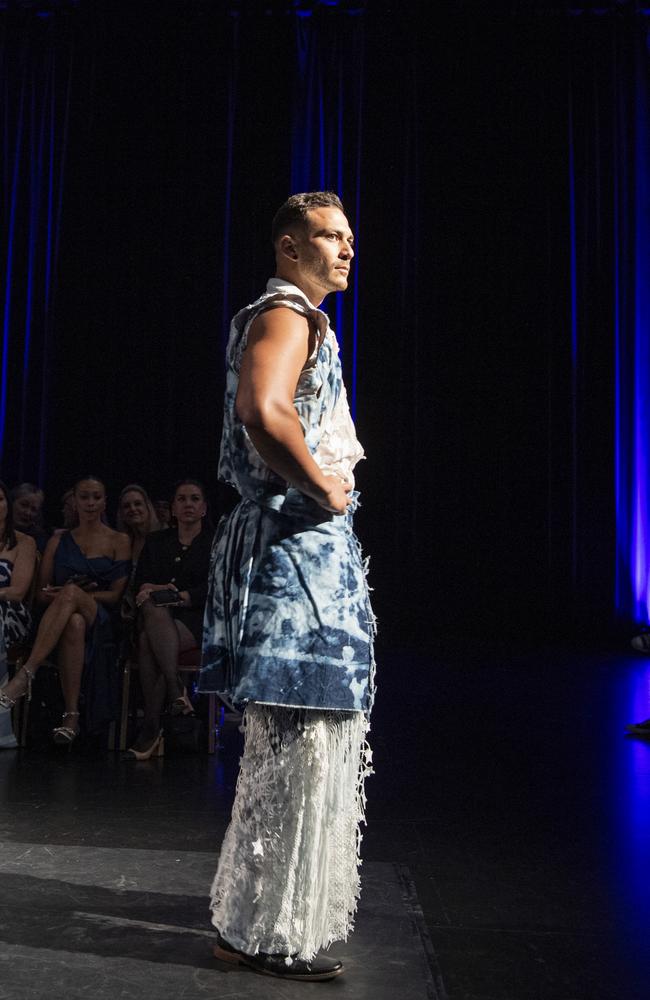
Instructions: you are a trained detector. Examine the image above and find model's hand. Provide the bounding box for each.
[319,478,352,515]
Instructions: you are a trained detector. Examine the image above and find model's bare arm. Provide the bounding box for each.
[236,307,351,514]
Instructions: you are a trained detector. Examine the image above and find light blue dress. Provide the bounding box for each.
[199,279,375,714]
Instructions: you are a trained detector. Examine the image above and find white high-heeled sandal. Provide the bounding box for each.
[52,711,80,745]
[0,666,34,710]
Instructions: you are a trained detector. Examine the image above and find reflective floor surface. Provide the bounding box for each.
[2,639,650,999]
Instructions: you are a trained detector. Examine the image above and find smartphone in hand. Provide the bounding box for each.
[150,589,182,607]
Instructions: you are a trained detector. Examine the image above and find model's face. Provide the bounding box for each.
[291,206,354,298]
[120,491,148,528]
[13,493,42,528]
[172,485,206,526]
[74,480,106,518]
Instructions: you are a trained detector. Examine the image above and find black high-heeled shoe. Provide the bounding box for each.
[170,690,194,716]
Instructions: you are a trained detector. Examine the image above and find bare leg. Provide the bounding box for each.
[133,627,167,749]
[130,614,196,751]
[172,620,197,714]
[139,602,185,702]
[2,585,96,702]
[55,612,87,736]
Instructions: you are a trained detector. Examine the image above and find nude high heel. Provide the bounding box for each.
[126,730,164,760]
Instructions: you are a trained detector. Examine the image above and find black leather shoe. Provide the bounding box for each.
[213,932,344,981]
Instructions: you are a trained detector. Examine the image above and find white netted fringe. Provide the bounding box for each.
[210,702,373,961]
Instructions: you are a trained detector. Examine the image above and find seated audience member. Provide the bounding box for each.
[117,484,161,563]
[127,479,213,759]
[0,476,131,745]
[153,499,172,529]
[0,480,38,748]
[116,484,160,625]
[11,483,48,553]
[0,479,38,649]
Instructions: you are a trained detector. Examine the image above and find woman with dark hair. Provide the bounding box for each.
[10,482,48,553]
[127,479,213,759]
[0,480,37,748]
[0,480,37,648]
[0,476,131,745]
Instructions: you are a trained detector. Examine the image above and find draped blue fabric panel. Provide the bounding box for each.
[568,20,650,628]
[0,15,72,482]
[289,12,364,414]
[613,36,650,624]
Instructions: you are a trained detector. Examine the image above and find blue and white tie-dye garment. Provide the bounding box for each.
[199,280,376,714]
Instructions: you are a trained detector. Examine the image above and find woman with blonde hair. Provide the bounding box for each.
[116,484,160,563]
[116,484,160,626]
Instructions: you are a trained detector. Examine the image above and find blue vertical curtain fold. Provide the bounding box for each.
[289,11,365,412]
[568,19,650,628]
[1,15,73,483]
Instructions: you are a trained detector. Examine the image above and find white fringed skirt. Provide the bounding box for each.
[210,703,373,961]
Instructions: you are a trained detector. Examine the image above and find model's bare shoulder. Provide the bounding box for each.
[248,304,311,346]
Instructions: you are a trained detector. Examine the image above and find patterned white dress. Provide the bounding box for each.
[0,557,32,749]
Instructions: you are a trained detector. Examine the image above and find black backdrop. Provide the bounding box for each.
[2,3,637,646]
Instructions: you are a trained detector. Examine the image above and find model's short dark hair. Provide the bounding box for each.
[271,191,344,246]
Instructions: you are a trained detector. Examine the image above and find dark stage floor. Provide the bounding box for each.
[2,640,650,1000]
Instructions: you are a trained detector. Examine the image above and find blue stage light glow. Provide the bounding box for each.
[1,79,26,466]
[612,659,650,940]
[615,40,650,626]
[289,10,363,419]
[1,26,72,480]
[631,52,650,622]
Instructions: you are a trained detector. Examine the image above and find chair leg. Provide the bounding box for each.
[119,663,132,751]
[19,695,29,748]
[208,693,216,754]
[9,656,30,748]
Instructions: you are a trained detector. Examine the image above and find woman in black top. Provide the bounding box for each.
[127,479,213,758]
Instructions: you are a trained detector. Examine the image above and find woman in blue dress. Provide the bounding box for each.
[0,476,131,744]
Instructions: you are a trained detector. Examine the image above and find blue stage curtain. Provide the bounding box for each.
[615,32,650,627]
[288,11,364,412]
[0,11,73,484]
[567,17,650,628]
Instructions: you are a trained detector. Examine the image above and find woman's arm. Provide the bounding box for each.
[92,532,132,607]
[37,534,63,604]
[0,533,37,602]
